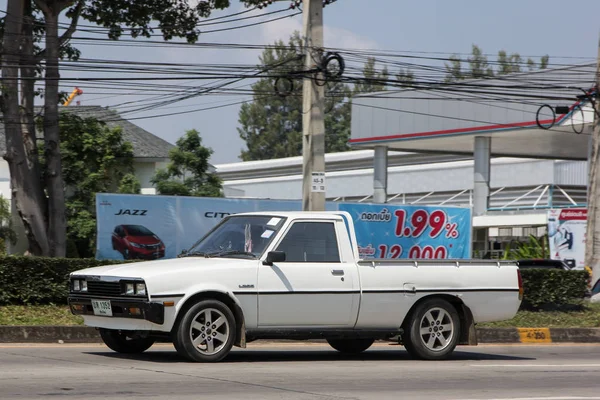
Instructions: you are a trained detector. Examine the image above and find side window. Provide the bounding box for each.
[276,222,340,263]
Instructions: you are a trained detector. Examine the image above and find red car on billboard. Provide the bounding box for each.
[111,224,165,260]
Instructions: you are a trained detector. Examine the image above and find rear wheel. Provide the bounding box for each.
[173,299,236,362]
[99,329,155,354]
[326,338,374,354]
[402,298,460,360]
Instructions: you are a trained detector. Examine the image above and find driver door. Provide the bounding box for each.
[257,220,359,327]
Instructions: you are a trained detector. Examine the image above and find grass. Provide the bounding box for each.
[0,305,83,326]
[479,302,600,328]
[1,303,599,328]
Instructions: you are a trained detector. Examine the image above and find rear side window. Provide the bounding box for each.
[276,222,340,263]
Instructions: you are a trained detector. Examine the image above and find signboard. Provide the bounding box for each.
[338,203,471,259]
[96,193,472,261]
[311,172,326,192]
[548,208,587,270]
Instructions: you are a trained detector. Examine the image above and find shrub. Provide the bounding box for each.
[520,268,590,310]
[0,256,129,305]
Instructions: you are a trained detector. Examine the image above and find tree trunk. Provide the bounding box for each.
[21,0,43,198]
[2,0,50,256]
[42,9,67,257]
[585,38,600,288]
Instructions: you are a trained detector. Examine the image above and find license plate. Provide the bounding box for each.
[91,299,113,317]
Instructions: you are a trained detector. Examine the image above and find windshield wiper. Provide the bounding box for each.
[206,250,257,259]
[178,251,210,258]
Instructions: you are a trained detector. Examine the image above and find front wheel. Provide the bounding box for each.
[99,328,155,354]
[402,298,460,360]
[327,338,375,354]
[173,299,236,362]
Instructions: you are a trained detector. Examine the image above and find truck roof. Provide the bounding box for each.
[232,211,347,220]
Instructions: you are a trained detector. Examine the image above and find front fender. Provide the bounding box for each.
[175,283,244,316]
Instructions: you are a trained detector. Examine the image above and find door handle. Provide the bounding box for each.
[331,269,345,276]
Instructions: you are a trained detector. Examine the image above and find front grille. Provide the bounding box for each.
[85,281,122,297]
[142,243,160,249]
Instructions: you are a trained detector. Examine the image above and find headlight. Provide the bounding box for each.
[125,283,135,295]
[72,279,87,292]
[129,242,143,248]
[135,283,146,296]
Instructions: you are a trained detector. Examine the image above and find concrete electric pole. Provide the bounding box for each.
[584,36,600,288]
[301,0,326,211]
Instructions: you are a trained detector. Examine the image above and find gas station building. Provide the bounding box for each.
[216,62,596,257]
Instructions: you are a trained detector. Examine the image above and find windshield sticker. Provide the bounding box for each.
[244,224,253,252]
[261,230,274,239]
[267,217,281,226]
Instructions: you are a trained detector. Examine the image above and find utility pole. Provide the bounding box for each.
[301,0,326,211]
[584,35,600,288]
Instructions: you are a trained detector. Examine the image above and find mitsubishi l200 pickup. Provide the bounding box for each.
[68,211,522,362]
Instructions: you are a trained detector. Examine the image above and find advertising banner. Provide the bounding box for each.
[96,193,472,261]
[337,203,471,259]
[548,208,587,269]
[96,194,308,260]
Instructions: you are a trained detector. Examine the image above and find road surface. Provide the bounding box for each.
[1,342,599,400]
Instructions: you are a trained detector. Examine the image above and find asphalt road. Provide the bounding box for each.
[1,342,600,400]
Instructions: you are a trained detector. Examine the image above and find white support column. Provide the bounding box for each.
[373,145,388,204]
[473,136,491,216]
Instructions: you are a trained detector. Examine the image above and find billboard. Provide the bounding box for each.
[337,203,471,259]
[96,193,472,261]
[548,208,587,270]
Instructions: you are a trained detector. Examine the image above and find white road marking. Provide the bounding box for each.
[472,364,600,368]
[460,397,600,400]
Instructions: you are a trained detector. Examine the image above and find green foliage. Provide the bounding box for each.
[445,44,550,82]
[520,269,590,310]
[502,235,549,260]
[396,69,415,87]
[238,32,393,161]
[0,256,130,305]
[39,112,139,258]
[151,129,222,197]
[118,173,142,194]
[0,195,17,252]
[352,57,389,94]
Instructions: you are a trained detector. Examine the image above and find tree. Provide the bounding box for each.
[353,57,389,94]
[151,130,222,197]
[1,0,260,257]
[584,39,600,290]
[0,195,18,255]
[238,34,392,161]
[444,45,550,82]
[238,31,353,161]
[396,69,415,87]
[44,112,139,258]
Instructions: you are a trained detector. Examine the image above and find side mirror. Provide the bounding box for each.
[263,251,286,266]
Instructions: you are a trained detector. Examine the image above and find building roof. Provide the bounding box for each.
[350,62,596,160]
[216,149,472,180]
[0,105,174,159]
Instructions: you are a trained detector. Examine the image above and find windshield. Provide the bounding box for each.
[125,225,154,236]
[185,215,286,258]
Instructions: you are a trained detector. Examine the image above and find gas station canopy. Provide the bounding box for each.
[350,63,596,161]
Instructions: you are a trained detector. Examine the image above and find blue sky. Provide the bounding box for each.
[4,0,600,164]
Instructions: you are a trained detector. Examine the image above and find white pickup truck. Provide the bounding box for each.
[68,211,522,362]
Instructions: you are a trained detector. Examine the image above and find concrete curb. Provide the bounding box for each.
[1,326,600,344]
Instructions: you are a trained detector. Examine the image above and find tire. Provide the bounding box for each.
[123,249,130,260]
[326,338,374,354]
[402,298,460,360]
[173,299,236,362]
[99,328,155,354]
